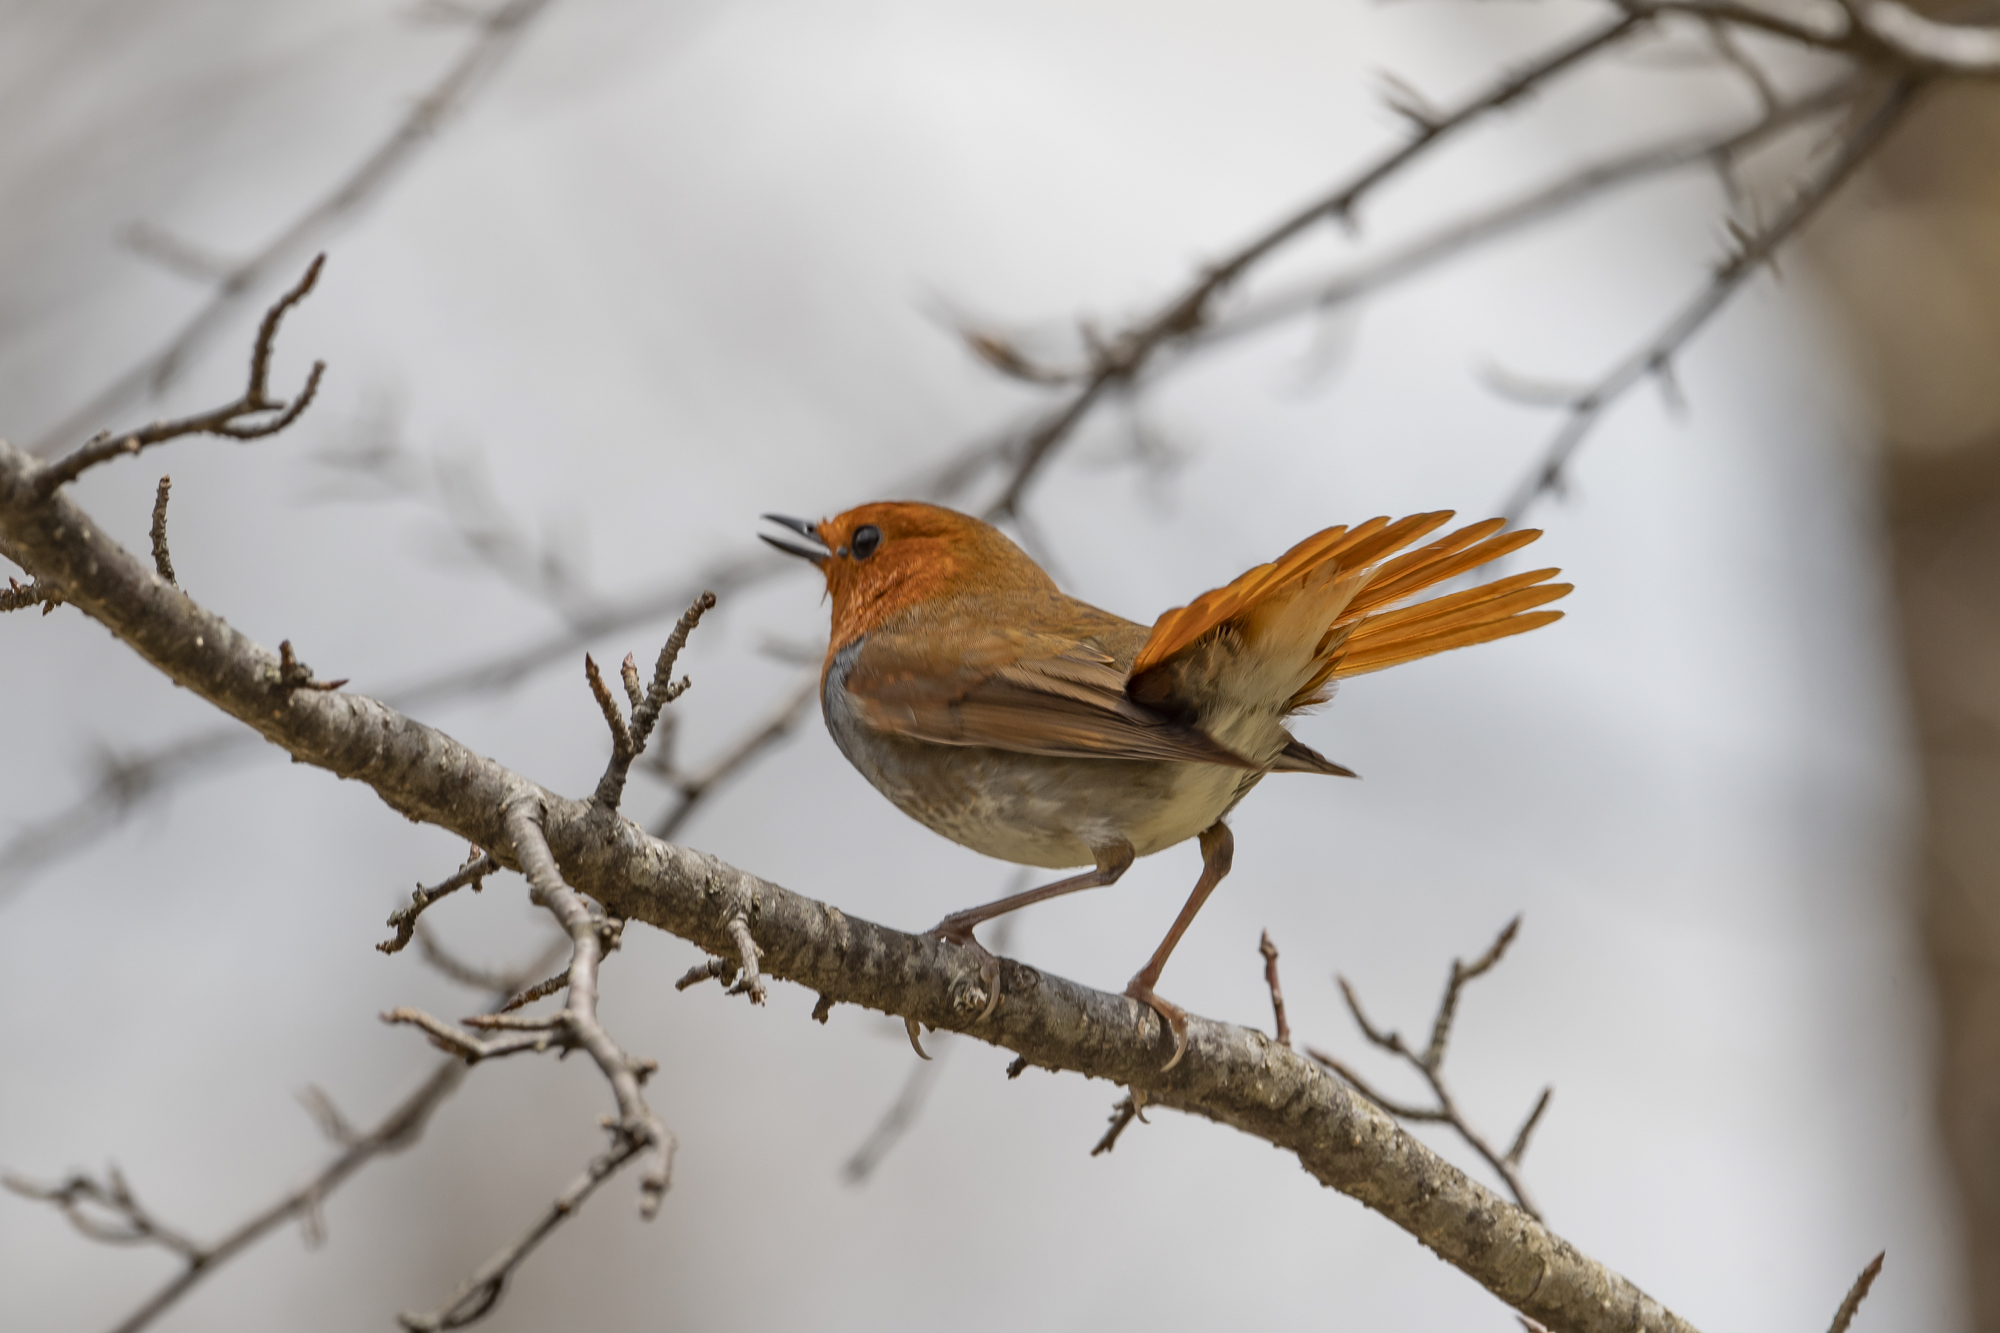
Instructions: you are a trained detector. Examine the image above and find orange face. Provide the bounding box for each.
[762,501,1054,651]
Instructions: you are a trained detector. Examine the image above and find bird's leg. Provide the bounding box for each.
[927,840,1135,1024]
[1124,821,1234,1072]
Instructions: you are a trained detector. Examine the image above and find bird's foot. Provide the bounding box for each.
[924,914,1003,1025]
[1124,977,1191,1072]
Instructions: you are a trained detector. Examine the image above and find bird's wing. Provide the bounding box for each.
[840,628,1259,768]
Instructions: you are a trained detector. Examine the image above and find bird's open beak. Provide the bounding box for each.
[760,513,832,564]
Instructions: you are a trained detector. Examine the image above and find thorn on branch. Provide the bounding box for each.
[378,851,498,954]
[150,477,177,586]
[276,639,347,692]
[1258,929,1292,1047]
[1,576,64,615]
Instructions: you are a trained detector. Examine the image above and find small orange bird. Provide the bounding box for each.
[762,502,1568,1067]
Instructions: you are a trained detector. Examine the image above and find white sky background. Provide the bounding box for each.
[0,0,1967,1330]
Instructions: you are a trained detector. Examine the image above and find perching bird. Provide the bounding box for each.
[762,502,1568,1067]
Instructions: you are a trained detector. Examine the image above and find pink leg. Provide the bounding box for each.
[926,840,1135,1024]
[1125,821,1234,1071]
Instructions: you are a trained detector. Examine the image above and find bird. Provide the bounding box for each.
[761,502,1568,1068]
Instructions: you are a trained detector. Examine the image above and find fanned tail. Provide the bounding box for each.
[1131,512,1571,716]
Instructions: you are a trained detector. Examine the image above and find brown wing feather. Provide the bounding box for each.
[845,634,1259,768]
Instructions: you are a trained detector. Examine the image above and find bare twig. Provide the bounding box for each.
[1498,75,1923,521]
[983,10,1651,518]
[148,478,176,586]
[389,795,673,1329]
[378,850,498,955]
[2,1168,204,1262]
[1194,75,1867,352]
[396,1138,643,1332]
[39,257,329,493]
[1,576,64,614]
[5,929,567,1333]
[591,593,714,810]
[670,914,767,1004]
[1308,917,1552,1219]
[1090,1095,1141,1156]
[1259,929,1292,1048]
[1825,1252,1886,1333]
[725,914,767,1004]
[31,0,558,456]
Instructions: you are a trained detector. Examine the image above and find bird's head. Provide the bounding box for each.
[761,501,1054,651]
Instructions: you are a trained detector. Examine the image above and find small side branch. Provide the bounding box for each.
[148,478,176,586]
[591,592,715,811]
[392,793,674,1329]
[1499,74,1923,522]
[39,256,329,494]
[1308,917,1552,1219]
[984,9,1650,517]
[670,913,767,1004]
[1259,929,1292,1047]
[1090,1095,1142,1156]
[396,1137,643,1332]
[1,576,64,615]
[1,1167,204,1262]
[379,850,498,955]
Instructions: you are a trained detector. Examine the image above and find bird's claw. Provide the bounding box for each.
[904,1015,931,1060]
[1124,979,1191,1071]
[925,918,1003,1024]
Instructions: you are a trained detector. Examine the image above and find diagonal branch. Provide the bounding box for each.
[1498,74,1924,522]
[1309,918,1552,1219]
[30,0,558,456]
[39,257,328,493]
[982,9,1653,518]
[0,433,1705,1333]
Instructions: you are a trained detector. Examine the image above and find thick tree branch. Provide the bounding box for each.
[0,435,1702,1333]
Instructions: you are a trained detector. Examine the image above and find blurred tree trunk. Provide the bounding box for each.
[1816,81,2000,1322]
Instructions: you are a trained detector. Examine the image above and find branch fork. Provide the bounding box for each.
[1307,917,1554,1219]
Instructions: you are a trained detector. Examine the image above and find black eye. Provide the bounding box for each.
[850,525,882,560]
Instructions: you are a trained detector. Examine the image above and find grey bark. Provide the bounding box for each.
[0,435,1696,1333]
